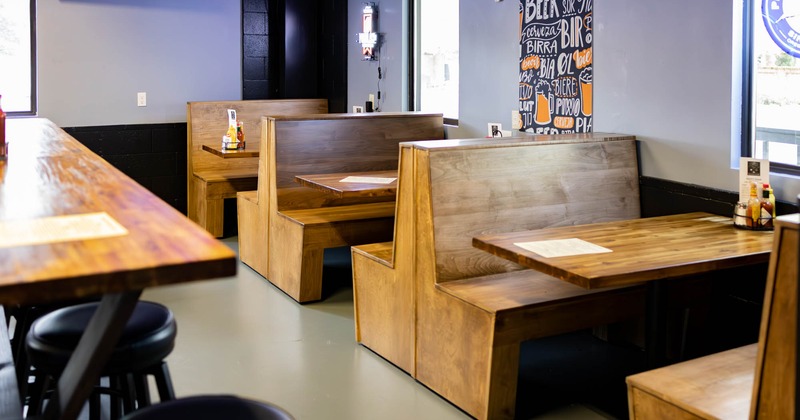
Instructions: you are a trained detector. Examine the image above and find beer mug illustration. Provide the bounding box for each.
[579,66,593,117]
[534,80,552,125]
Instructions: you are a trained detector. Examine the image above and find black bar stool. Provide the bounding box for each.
[5,298,96,405]
[120,395,294,420]
[23,301,177,419]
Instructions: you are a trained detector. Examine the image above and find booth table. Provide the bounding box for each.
[202,142,260,158]
[0,118,237,420]
[473,212,774,366]
[294,170,397,199]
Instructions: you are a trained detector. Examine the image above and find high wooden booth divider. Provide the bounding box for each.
[237,112,444,303]
[626,214,799,419]
[187,99,328,237]
[352,133,646,419]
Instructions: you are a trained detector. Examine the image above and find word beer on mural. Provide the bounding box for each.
[519,0,593,134]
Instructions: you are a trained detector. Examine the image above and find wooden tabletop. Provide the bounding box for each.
[473,212,774,290]
[0,118,237,306]
[202,141,260,158]
[294,170,398,199]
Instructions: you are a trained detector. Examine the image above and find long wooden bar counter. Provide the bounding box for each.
[0,118,237,419]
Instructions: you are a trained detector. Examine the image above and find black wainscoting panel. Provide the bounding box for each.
[639,176,739,217]
[640,175,796,217]
[63,123,188,214]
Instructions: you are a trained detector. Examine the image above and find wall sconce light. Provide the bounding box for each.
[357,3,379,61]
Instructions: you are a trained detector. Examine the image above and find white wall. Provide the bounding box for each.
[346,0,800,202]
[37,0,241,127]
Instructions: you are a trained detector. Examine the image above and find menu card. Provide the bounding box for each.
[339,176,396,184]
[0,212,128,248]
[513,238,612,258]
[739,157,769,202]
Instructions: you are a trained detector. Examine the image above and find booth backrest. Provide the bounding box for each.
[187,99,328,177]
[411,133,641,282]
[261,112,445,212]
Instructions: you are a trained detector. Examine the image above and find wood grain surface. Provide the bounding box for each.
[430,137,641,282]
[351,145,419,374]
[258,113,443,302]
[625,214,799,420]
[201,142,260,159]
[473,212,774,289]
[751,214,799,419]
[411,135,643,419]
[187,99,328,235]
[294,170,397,199]
[270,112,442,191]
[0,118,237,307]
[627,344,756,420]
[352,133,643,419]
[187,99,327,174]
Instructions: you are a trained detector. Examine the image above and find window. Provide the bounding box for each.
[410,0,458,124]
[0,0,36,115]
[744,0,800,174]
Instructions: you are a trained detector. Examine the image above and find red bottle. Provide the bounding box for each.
[760,188,774,228]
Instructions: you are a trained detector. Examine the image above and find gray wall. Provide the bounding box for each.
[38,0,241,127]
[33,0,800,201]
[347,0,405,113]
[346,0,800,202]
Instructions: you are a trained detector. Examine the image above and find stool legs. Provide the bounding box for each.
[133,374,151,408]
[24,363,176,420]
[150,362,176,404]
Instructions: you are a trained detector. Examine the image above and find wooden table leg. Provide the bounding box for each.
[42,291,142,420]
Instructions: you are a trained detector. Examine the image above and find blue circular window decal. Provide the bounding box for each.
[763,0,800,58]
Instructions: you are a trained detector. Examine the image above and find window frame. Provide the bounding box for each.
[1,0,36,116]
[741,0,800,176]
[407,0,458,126]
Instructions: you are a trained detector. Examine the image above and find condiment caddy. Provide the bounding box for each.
[733,181,775,230]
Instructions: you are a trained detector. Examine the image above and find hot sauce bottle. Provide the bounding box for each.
[236,121,245,150]
[760,188,774,228]
[763,183,776,218]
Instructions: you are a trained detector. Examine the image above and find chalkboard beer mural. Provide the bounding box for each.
[519,0,593,133]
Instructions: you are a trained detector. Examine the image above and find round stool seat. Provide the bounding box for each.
[120,395,294,420]
[26,301,177,375]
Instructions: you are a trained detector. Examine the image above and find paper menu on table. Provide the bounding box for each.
[0,212,128,248]
[739,157,769,202]
[513,238,612,258]
[339,176,396,184]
